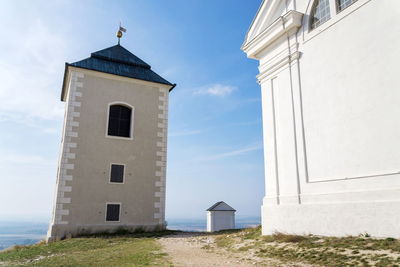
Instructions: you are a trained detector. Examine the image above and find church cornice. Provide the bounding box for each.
[242,10,303,59]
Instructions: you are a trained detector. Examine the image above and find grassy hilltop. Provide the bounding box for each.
[0,231,173,267]
[2,227,400,266]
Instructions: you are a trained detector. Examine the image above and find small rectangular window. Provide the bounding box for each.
[106,203,120,221]
[110,164,124,183]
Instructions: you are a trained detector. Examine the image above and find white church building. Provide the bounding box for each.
[242,0,400,237]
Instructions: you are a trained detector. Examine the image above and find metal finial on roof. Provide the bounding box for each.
[116,22,127,45]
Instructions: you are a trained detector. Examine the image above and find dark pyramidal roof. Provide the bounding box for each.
[68,44,173,86]
[206,201,236,211]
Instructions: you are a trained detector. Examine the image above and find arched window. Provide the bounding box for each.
[336,0,357,12]
[107,104,132,138]
[310,0,331,30]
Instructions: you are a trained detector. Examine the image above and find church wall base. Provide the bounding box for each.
[46,222,166,243]
[262,200,400,238]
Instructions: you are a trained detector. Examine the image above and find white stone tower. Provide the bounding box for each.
[47,43,175,241]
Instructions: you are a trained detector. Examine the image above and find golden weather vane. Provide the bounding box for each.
[116,22,127,45]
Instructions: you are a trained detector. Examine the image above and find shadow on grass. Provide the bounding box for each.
[76,229,182,239]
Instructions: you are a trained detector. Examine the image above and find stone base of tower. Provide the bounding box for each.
[261,198,400,238]
[46,222,166,242]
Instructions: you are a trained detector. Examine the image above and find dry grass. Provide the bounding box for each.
[208,226,400,266]
[0,232,173,266]
[268,232,307,243]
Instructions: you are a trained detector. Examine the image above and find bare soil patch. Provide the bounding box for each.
[158,232,302,267]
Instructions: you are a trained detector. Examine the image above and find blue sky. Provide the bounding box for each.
[0,0,263,222]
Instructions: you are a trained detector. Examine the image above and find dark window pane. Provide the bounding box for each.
[310,0,331,30]
[107,105,131,138]
[108,118,119,136]
[110,164,124,183]
[119,119,130,137]
[106,204,120,221]
[109,106,120,118]
[337,0,357,11]
[120,107,131,120]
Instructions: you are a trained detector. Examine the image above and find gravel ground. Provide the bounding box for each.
[158,232,290,267]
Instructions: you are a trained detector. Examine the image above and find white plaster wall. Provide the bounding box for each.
[300,0,400,183]
[244,0,400,237]
[207,212,212,232]
[207,211,235,232]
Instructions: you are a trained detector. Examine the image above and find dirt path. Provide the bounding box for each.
[158,233,281,267]
[158,233,253,266]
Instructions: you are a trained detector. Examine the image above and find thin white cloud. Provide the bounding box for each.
[195,84,237,97]
[0,153,55,167]
[169,129,204,137]
[227,119,262,127]
[198,143,263,161]
[0,113,59,134]
[242,98,261,103]
[170,121,261,138]
[0,19,67,123]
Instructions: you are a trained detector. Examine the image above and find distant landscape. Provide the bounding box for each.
[0,216,260,251]
[167,216,260,232]
[0,221,48,251]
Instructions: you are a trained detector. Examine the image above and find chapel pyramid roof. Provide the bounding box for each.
[206,201,236,211]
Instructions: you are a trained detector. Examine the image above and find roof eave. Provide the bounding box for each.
[60,63,70,102]
[169,83,177,92]
[62,65,176,95]
[242,10,303,59]
[207,209,237,212]
[243,0,266,48]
